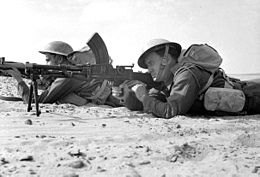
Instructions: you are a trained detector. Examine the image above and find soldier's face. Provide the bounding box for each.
[144,52,162,80]
[45,53,59,65]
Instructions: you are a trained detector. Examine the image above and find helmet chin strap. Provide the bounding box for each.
[155,45,169,81]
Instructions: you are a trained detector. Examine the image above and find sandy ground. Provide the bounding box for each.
[0,76,260,177]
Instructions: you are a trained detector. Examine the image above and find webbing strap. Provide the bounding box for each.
[87,80,109,100]
[156,45,169,81]
[162,45,169,61]
[220,68,235,88]
[199,74,214,95]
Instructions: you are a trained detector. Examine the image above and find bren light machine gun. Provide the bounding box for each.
[0,33,166,116]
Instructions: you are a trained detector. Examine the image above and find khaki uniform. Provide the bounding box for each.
[142,62,225,118]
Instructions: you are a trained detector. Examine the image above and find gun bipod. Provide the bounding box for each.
[27,75,41,116]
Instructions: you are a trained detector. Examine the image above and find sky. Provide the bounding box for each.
[0,0,259,74]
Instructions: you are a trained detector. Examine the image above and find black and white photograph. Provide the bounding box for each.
[0,0,260,176]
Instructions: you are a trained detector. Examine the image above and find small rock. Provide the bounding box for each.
[88,156,96,161]
[244,164,250,168]
[135,145,144,149]
[166,154,178,162]
[126,163,135,167]
[25,119,32,125]
[176,124,181,129]
[124,155,133,158]
[71,122,75,126]
[68,149,85,158]
[139,160,151,165]
[20,155,34,161]
[29,170,37,175]
[36,135,46,138]
[252,166,260,173]
[63,173,79,177]
[97,166,106,172]
[102,124,106,127]
[68,160,85,169]
[145,146,151,152]
[0,158,9,165]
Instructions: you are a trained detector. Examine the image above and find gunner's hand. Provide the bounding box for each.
[112,80,147,104]
[112,84,131,105]
[131,84,148,102]
[112,80,143,97]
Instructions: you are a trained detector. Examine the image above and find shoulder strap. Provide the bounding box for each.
[199,74,214,95]
[87,80,111,100]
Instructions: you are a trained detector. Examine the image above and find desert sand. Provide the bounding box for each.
[0,76,259,177]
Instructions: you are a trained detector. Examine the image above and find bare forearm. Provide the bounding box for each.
[17,81,30,103]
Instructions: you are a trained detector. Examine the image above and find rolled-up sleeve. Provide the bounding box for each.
[142,66,204,118]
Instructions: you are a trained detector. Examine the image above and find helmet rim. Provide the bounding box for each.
[138,40,182,69]
[39,41,73,57]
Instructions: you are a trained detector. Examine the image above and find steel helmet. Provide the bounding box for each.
[138,39,182,69]
[39,41,73,56]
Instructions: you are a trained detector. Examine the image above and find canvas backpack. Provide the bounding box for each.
[178,44,246,113]
[178,44,223,94]
[181,44,222,73]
